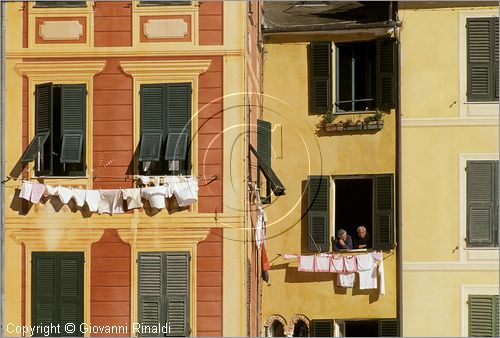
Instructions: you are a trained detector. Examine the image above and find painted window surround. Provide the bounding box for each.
[27,1,93,50]
[458,9,499,117]
[15,61,105,187]
[461,285,498,337]
[132,0,199,47]
[459,153,499,262]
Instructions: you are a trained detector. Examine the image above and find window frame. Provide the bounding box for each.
[461,285,499,337]
[33,1,87,8]
[137,0,192,6]
[459,10,499,117]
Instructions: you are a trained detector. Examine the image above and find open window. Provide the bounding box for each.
[334,319,399,337]
[21,83,86,176]
[138,83,191,175]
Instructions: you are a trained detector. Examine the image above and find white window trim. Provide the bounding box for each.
[458,153,499,262]
[460,284,498,337]
[458,9,499,117]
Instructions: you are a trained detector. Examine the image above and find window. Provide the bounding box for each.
[138,252,190,337]
[32,252,84,337]
[467,17,499,102]
[469,295,499,337]
[334,319,399,337]
[466,160,498,247]
[139,0,191,6]
[310,320,333,337]
[138,83,192,175]
[22,83,86,176]
[257,119,272,203]
[307,175,394,253]
[309,40,397,113]
[34,1,86,7]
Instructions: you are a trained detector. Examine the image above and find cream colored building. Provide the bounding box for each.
[399,2,499,336]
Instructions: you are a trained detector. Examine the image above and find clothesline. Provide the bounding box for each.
[18,176,199,215]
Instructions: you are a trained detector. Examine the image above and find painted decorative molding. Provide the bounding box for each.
[403,262,499,271]
[285,314,310,336]
[120,60,211,79]
[39,20,83,41]
[262,314,288,337]
[10,229,103,247]
[144,18,188,39]
[14,61,105,79]
[402,117,498,127]
[118,227,210,247]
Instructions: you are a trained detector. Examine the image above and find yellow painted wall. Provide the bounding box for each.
[399,5,499,337]
[262,42,397,324]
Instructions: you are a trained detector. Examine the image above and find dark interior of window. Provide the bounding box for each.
[293,320,309,337]
[139,0,191,5]
[344,320,379,337]
[34,1,87,7]
[336,42,376,112]
[334,178,373,247]
[270,320,285,337]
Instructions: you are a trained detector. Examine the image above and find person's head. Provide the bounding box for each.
[337,229,347,240]
[357,226,367,238]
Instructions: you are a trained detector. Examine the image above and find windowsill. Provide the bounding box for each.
[33,5,87,8]
[36,176,88,179]
[464,101,499,104]
[334,110,377,115]
[464,247,499,261]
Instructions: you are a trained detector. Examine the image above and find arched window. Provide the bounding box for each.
[270,320,285,337]
[293,320,309,337]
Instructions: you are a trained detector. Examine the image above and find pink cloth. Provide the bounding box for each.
[337,272,355,288]
[330,256,344,273]
[356,253,375,271]
[343,255,357,273]
[282,254,298,260]
[30,182,46,203]
[298,255,315,272]
[19,181,33,201]
[314,255,331,272]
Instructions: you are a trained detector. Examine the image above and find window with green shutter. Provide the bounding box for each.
[374,174,394,250]
[32,252,84,337]
[34,1,87,7]
[469,295,499,337]
[138,252,190,337]
[139,83,191,175]
[467,17,499,102]
[310,319,333,337]
[466,160,499,247]
[257,119,272,203]
[307,176,330,252]
[309,42,332,113]
[21,83,86,176]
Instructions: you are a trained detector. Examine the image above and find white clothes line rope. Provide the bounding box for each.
[18,176,199,215]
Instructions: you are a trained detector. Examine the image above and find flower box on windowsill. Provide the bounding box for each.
[324,121,384,132]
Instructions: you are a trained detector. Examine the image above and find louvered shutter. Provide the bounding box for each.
[376,39,397,110]
[140,85,165,162]
[257,119,272,203]
[310,42,332,113]
[140,0,192,5]
[467,18,498,102]
[60,84,86,164]
[165,131,188,160]
[378,319,399,337]
[138,253,166,337]
[310,319,333,337]
[32,253,57,330]
[466,161,498,247]
[374,175,394,250]
[307,176,330,252]
[165,253,190,337]
[469,295,499,337]
[31,83,53,175]
[60,253,84,337]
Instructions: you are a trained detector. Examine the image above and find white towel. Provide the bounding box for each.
[85,190,101,212]
[45,184,58,195]
[56,186,73,204]
[30,182,46,203]
[138,175,150,186]
[19,181,33,201]
[172,179,198,207]
[356,253,375,271]
[358,266,378,290]
[72,189,87,208]
[298,255,315,272]
[337,272,355,288]
[343,256,357,273]
[314,255,331,272]
[122,188,143,209]
[330,256,344,273]
[378,259,385,295]
[141,186,167,209]
[98,189,123,214]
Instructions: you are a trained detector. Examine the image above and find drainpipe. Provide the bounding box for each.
[0,1,6,336]
[393,1,403,335]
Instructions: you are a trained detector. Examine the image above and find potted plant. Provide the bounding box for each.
[363,109,384,130]
[323,110,344,131]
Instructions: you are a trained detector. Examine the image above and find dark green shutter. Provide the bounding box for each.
[469,295,499,337]
[21,132,49,163]
[307,176,330,252]
[374,174,394,250]
[378,319,399,337]
[466,161,498,247]
[165,131,188,160]
[310,319,333,337]
[32,252,84,337]
[257,119,272,203]
[138,253,166,337]
[310,41,332,113]
[35,1,86,7]
[467,18,498,102]
[140,84,165,162]
[166,83,191,172]
[376,39,397,110]
[32,83,54,175]
[165,253,190,337]
[60,84,86,164]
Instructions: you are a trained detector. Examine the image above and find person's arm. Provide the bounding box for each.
[345,236,353,250]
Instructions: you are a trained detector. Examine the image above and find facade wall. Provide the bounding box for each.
[399,4,499,337]
[4,1,248,337]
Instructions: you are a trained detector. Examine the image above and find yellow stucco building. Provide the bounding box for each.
[399,2,499,337]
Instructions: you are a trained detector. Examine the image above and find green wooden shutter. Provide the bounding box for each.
[32,253,57,329]
[376,39,397,110]
[310,319,333,337]
[310,41,332,113]
[469,295,499,337]
[165,253,190,337]
[467,161,498,247]
[307,176,330,252]
[32,83,54,175]
[257,119,272,203]
[467,18,498,102]
[60,253,84,337]
[165,131,188,160]
[378,319,399,337]
[166,83,191,172]
[138,253,166,337]
[60,84,86,164]
[140,84,165,162]
[374,174,394,250]
[21,132,49,163]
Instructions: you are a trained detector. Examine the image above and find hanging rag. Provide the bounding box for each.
[72,189,87,208]
[141,185,167,210]
[122,188,143,209]
[85,190,101,212]
[329,255,344,273]
[30,182,46,203]
[337,272,355,288]
[298,255,315,272]
[314,254,331,272]
[19,181,34,201]
[343,255,358,273]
